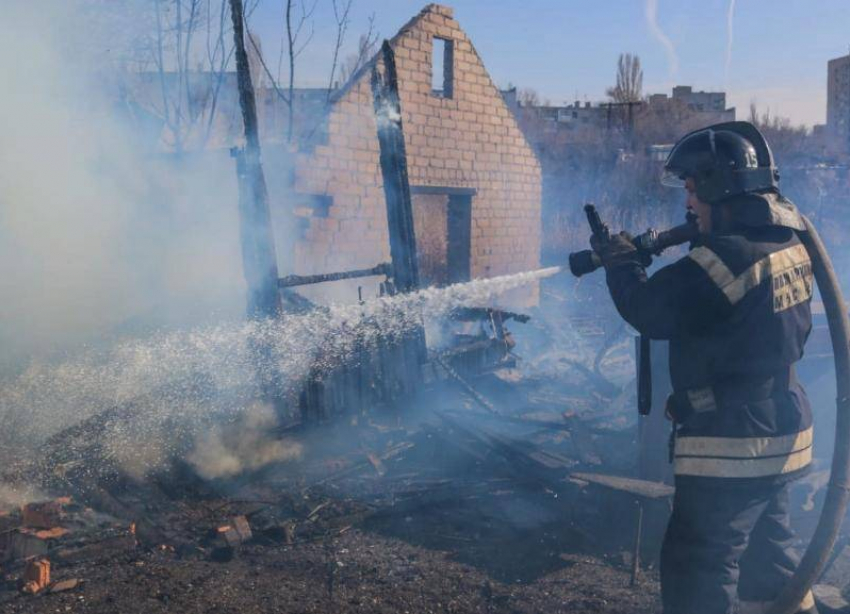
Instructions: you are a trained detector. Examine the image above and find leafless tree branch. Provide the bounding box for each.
[337,12,377,88]
[606,53,643,103]
[247,29,291,106]
[326,0,353,102]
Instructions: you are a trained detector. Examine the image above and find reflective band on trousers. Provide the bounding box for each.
[738,590,815,614]
[688,244,813,311]
[674,427,813,478]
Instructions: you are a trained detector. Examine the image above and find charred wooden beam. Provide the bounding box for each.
[371,40,426,390]
[433,355,500,415]
[371,41,419,295]
[449,307,531,324]
[278,263,391,288]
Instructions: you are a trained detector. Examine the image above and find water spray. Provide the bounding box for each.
[0,266,562,478]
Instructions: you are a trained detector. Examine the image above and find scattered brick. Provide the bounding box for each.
[21,558,50,594]
[33,527,69,540]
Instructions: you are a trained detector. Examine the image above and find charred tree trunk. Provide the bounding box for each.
[229,0,287,419]
[229,0,281,320]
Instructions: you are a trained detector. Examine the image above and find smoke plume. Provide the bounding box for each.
[644,0,679,78]
[725,0,736,84]
[187,403,304,479]
[0,2,248,366]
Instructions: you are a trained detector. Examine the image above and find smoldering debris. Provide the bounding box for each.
[0,342,643,564]
[187,404,304,480]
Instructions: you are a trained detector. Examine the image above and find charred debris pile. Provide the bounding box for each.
[0,283,657,603]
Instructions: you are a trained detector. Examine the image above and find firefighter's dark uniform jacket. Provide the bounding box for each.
[605,221,814,482]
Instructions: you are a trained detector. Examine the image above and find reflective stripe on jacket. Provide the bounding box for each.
[605,224,813,481]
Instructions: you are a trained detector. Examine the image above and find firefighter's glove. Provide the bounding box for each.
[590,232,648,270]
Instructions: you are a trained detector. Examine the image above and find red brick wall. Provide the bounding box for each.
[293,4,541,305]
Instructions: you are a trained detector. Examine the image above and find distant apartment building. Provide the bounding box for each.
[501,91,620,139]
[504,85,735,147]
[638,86,735,144]
[827,53,850,154]
[648,86,731,115]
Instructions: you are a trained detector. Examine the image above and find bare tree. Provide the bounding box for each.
[607,53,643,103]
[517,88,541,107]
[326,0,353,102]
[247,0,380,143]
[284,0,316,141]
[336,13,378,88]
[244,0,315,143]
[202,0,237,147]
[109,0,262,152]
[144,0,211,153]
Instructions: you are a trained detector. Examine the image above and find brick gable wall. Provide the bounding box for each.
[292,4,541,306]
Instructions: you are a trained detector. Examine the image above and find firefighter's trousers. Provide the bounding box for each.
[660,478,817,614]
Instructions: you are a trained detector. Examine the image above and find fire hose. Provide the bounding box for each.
[568,208,850,614]
[770,215,850,614]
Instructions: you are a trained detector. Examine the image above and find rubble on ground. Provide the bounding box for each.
[0,283,844,614]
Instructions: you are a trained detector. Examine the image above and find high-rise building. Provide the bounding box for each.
[827,53,850,153]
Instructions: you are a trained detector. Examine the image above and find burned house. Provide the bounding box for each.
[122,4,541,307]
[282,4,542,304]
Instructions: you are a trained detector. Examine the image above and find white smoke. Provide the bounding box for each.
[0,2,248,364]
[644,0,679,78]
[187,403,304,479]
[725,0,736,85]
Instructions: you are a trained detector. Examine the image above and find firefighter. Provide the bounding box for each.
[591,121,817,614]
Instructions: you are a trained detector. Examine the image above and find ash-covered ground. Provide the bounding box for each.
[0,275,846,614]
[0,276,668,614]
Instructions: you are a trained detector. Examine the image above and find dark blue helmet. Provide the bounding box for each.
[662,121,780,204]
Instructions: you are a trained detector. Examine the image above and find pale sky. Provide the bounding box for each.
[247,0,850,128]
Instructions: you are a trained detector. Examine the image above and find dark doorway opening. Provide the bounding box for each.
[410,186,473,287]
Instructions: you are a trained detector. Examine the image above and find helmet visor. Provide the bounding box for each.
[661,168,686,188]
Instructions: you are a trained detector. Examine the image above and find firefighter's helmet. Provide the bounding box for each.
[662,121,780,204]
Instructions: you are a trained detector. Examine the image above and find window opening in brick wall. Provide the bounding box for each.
[431,37,454,98]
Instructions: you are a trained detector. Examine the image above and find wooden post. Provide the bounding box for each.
[630,500,644,587]
[371,40,425,389]
[371,40,420,294]
[229,0,281,320]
